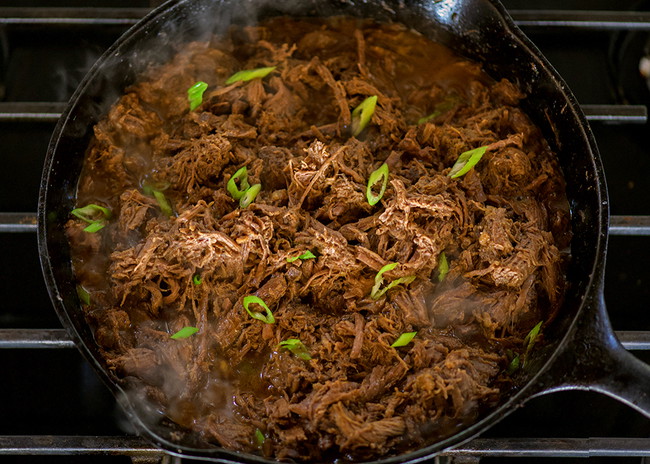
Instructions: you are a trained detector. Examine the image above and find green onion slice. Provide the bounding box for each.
[391,331,417,347]
[142,180,170,195]
[438,252,449,282]
[448,146,488,179]
[187,81,208,111]
[82,221,106,233]
[506,353,521,374]
[71,204,111,233]
[523,321,543,357]
[417,96,459,124]
[152,190,173,217]
[71,204,111,222]
[170,326,199,339]
[370,262,415,300]
[254,428,266,447]
[418,111,441,125]
[351,95,378,137]
[227,166,250,200]
[76,285,90,305]
[239,183,261,208]
[192,274,202,285]
[278,338,312,360]
[366,163,389,206]
[226,66,276,85]
[243,295,275,324]
[287,250,316,263]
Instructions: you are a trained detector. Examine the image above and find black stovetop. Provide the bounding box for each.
[0,1,649,463]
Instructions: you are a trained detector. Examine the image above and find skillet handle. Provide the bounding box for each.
[531,290,650,418]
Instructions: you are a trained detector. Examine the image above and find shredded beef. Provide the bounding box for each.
[67,17,571,463]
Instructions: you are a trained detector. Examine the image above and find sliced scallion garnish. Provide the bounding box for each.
[351,95,378,137]
[239,183,261,208]
[227,166,250,200]
[417,111,441,125]
[170,326,199,339]
[82,221,106,233]
[142,180,170,195]
[192,274,202,285]
[152,190,173,217]
[417,96,459,124]
[523,321,543,360]
[370,263,415,300]
[391,331,417,347]
[438,252,449,282]
[287,250,316,263]
[76,285,90,305]
[187,81,208,111]
[278,338,312,360]
[448,145,488,178]
[226,66,276,85]
[71,204,111,233]
[243,295,275,324]
[506,353,520,374]
[254,428,266,447]
[366,163,389,206]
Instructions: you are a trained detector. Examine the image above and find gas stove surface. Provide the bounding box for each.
[0,1,649,463]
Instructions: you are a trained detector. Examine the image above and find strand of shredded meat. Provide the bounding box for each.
[67,17,571,463]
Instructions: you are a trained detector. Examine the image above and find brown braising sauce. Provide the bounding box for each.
[67,16,570,463]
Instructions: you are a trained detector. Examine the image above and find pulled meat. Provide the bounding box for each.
[67,17,571,463]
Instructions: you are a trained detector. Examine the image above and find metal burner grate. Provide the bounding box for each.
[0,3,649,463]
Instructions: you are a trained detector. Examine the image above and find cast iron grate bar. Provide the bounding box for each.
[0,103,645,124]
[1,436,650,457]
[1,328,648,350]
[581,105,648,124]
[511,10,650,30]
[0,213,37,232]
[0,435,160,456]
[4,214,649,235]
[2,8,650,30]
[0,7,149,25]
[447,437,650,458]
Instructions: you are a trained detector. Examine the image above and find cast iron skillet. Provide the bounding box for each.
[38,0,650,462]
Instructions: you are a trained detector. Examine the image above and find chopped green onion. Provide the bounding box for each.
[278,338,312,360]
[417,96,459,124]
[254,428,266,446]
[243,295,275,324]
[391,331,417,347]
[287,250,316,263]
[142,180,170,195]
[438,252,449,282]
[523,321,543,360]
[239,183,261,208]
[71,204,111,233]
[226,66,276,85]
[71,204,111,222]
[76,285,90,305]
[366,163,389,206]
[192,274,202,285]
[152,190,173,217]
[170,326,199,339]
[370,262,415,300]
[82,221,107,233]
[506,353,521,374]
[187,81,208,111]
[417,111,441,125]
[351,95,378,137]
[448,145,488,178]
[227,166,250,200]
